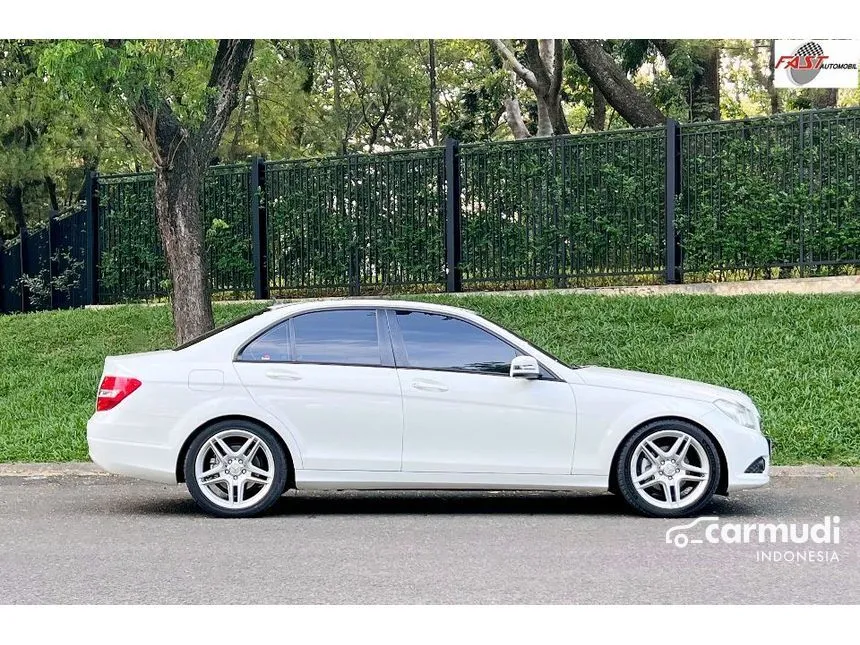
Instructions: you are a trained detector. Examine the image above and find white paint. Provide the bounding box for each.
[86,298,770,511]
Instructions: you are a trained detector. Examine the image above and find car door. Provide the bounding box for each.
[387,309,576,475]
[233,308,403,471]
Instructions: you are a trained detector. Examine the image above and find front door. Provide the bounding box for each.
[234,308,403,471]
[388,309,576,474]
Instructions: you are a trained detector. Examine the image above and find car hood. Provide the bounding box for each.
[573,366,753,406]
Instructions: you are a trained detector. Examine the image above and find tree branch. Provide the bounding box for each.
[490,39,539,91]
[198,39,255,160]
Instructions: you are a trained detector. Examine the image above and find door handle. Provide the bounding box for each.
[411,379,448,392]
[265,369,303,381]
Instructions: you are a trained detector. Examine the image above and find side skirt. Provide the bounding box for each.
[295,470,609,492]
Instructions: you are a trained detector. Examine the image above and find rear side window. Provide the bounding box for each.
[292,309,381,366]
[239,322,290,361]
[393,310,518,375]
[240,309,382,366]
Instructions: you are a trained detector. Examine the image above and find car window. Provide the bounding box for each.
[292,309,381,366]
[239,321,290,361]
[393,310,518,375]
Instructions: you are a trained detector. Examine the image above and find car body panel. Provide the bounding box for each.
[397,368,577,474]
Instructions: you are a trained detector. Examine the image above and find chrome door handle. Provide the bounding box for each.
[265,369,303,381]
[411,380,448,392]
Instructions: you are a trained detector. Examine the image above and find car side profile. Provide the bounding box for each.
[87,299,770,518]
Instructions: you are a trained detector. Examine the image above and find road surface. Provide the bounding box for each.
[0,472,856,603]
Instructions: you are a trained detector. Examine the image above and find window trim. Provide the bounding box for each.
[384,308,562,381]
[234,307,395,368]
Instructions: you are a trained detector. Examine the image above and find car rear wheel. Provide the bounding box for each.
[616,420,720,518]
[184,420,288,518]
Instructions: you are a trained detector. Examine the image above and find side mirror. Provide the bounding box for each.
[510,355,540,379]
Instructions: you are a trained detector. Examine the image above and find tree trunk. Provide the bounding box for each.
[126,39,253,345]
[698,46,721,121]
[428,39,440,146]
[812,88,838,109]
[503,70,530,139]
[491,39,568,137]
[568,39,666,127]
[2,185,27,234]
[154,149,214,344]
[588,82,606,131]
[652,40,721,121]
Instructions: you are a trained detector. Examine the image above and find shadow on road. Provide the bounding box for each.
[118,489,754,519]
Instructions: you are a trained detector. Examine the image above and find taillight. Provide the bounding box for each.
[96,376,142,411]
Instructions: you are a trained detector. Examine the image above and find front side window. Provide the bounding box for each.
[292,309,381,366]
[393,310,518,375]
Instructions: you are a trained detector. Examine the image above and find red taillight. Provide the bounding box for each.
[96,376,142,411]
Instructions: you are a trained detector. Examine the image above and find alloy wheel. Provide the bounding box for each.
[629,429,711,510]
[193,429,276,511]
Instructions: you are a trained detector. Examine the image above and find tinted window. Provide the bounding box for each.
[292,309,381,366]
[239,322,290,361]
[394,311,518,375]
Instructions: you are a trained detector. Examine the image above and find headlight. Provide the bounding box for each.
[714,398,759,431]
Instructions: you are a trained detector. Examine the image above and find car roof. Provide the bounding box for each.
[267,298,474,317]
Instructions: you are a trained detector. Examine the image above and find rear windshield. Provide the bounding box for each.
[173,308,269,351]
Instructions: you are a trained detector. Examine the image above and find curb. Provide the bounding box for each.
[0,463,857,478]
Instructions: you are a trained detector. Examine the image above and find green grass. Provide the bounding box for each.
[1,293,859,465]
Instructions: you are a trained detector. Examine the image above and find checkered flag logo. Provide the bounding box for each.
[789,41,824,86]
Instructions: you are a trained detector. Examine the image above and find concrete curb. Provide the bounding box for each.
[1,462,857,478]
[83,275,860,311]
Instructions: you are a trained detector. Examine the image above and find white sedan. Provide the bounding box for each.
[87,299,770,518]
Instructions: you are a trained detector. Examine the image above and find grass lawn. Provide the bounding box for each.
[1,293,858,465]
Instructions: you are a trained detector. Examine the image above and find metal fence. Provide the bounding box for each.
[2,106,859,311]
[0,208,90,313]
[678,108,860,279]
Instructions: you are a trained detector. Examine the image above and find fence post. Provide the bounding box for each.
[444,137,462,293]
[250,156,269,300]
[798,112,807,278]
[18,225,29,312]
[0,238,4,314]
[85,171,100,305]
[664,119,682,284]
[48,210,58,309]
[348,154,361,296]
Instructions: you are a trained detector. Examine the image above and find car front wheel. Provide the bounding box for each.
[184,420,288,518]
[616,420,721,518]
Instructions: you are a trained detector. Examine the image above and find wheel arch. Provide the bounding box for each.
[176,414,296,488]
[607,415,729,496]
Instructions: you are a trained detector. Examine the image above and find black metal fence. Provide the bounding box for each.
[1,209,91,313]
[2,106,859,312]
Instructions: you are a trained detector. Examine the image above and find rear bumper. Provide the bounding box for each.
[87,415,178,484]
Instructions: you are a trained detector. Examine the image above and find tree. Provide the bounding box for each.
[490,39,568,137]
[652,40,721,121]
[568,39,666,127]
[42,40,254,343]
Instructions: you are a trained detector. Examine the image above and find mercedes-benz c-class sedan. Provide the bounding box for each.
[87,299,770,518]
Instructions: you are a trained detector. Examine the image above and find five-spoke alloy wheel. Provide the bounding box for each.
[616,420,720,517]
[184,420,288,518]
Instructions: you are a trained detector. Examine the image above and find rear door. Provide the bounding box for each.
[233,308,403,471]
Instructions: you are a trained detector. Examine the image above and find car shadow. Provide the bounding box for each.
[120,489,756,519]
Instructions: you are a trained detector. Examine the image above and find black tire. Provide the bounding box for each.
[615,419,721,518]
[184,419,289,518]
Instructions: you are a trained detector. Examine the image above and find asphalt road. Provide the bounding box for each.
[0,473,856,604]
